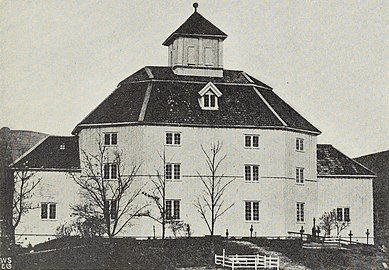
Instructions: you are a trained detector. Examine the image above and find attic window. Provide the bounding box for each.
[198,82,222,110]
[60,144,65,150]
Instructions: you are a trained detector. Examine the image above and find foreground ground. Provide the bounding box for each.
[13,236,389,269]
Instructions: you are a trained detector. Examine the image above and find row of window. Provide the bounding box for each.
[103,132,305,152]
[40,201,350,223]
[102,162,306,184]
[40,200,118,220]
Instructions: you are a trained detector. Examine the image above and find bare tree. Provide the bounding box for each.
[194,141,235,236]
[318,209,350,237]
[142,149,168,239]
[70,137,147,238]
[12,169,41,230]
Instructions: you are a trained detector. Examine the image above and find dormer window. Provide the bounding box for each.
[59,144,65,150]
[198,82,222,110]
[204,92,216,108]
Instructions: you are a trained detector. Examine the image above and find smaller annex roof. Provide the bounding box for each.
[11,136,80,172]
[317,144,375,178]
[162,9,227,46]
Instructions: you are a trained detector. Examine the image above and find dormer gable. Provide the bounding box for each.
[198,82,222,110]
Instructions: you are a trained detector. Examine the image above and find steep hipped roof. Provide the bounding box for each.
[317,144,375,177]
[11,136,80,171]
[72,66,320,135]
[162,11,227,46]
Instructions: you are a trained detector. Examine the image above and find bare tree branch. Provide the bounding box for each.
[194,141,235,235]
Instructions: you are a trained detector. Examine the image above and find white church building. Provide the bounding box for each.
[11,5,375,246]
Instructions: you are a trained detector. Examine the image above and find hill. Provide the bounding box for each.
[355,150,389,247]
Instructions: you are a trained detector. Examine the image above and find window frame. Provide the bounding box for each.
[296,202,305,223]
[104,199,118,220]
[244,134,260,149]
[296,138,304,152]
[165,163,181,181]
[165,132,181,146]
[244,165,260,182]
[245,201,260,222]
[104,132,118,146]
[41,202,57,220]
[103,163,118,180]
[337,207,351,222]
[202,91,218,110]
[165,199,181,220]
[295,167,304,184]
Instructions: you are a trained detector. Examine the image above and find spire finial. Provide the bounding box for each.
[193,3,198,13]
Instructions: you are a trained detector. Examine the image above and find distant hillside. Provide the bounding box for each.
[355,150,389,247]
[0,127,48,162]
[0,127,48,246]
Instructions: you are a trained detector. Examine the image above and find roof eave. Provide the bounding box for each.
[162,33,228,46]
[318,174,376,178]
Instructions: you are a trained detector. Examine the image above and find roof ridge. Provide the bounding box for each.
[10,135,49,167]
[328,145,376,176]
[354,149,389,159]
[253,87,287,127]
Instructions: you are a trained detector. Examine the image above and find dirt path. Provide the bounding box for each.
[178,240,310,270]
[228,240,310,270]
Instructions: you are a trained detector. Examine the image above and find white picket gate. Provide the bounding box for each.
[215,249,279,269]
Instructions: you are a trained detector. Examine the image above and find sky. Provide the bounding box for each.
[1,0,388,157]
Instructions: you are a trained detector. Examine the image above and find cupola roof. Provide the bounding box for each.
[162,4,227,46]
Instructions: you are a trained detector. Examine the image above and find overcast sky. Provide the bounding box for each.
[1,0,387,157]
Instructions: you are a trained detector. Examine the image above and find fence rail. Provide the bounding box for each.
[215,249,279,269]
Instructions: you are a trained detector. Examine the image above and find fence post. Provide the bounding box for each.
[250,224,254,238]
[232,258,235,270]
[366,229,370,245]
[255,254,258,270]
[348,230,352,244]
[222,249,225,267]
[299,226,304,241]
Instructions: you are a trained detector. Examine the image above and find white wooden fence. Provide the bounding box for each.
[215,249,279,269]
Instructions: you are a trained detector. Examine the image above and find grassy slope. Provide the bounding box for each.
[15,237,389,269]
[243,238,389,270]
[15,237,261,270]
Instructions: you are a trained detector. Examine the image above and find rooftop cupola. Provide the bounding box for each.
[162,3,227,77]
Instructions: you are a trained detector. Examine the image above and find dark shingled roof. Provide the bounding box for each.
[317,144,375,177]
[72,66,320,135]
[11,136,80,171]
[162,11,227,46]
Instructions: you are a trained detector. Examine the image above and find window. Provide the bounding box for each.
[103,164,118,180]
[41,203,56,219]
[296,202,305,222]
[337,207,350,222]
[204,47,213,66]
[198,82,222,110]
[188,46,196,65]
[245,135,260,148]
[166,132,181,145]
[245,165,260,182]
[104,133,118,146]
[104,199,118,219]
[203,92,217,109]
[245,201,260,221]
[295,167,304,184]
[344,208,350,222]
[165,199,180,220]
[296,138,304,151]
[59,143,65,150]
[165,163,181,180]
